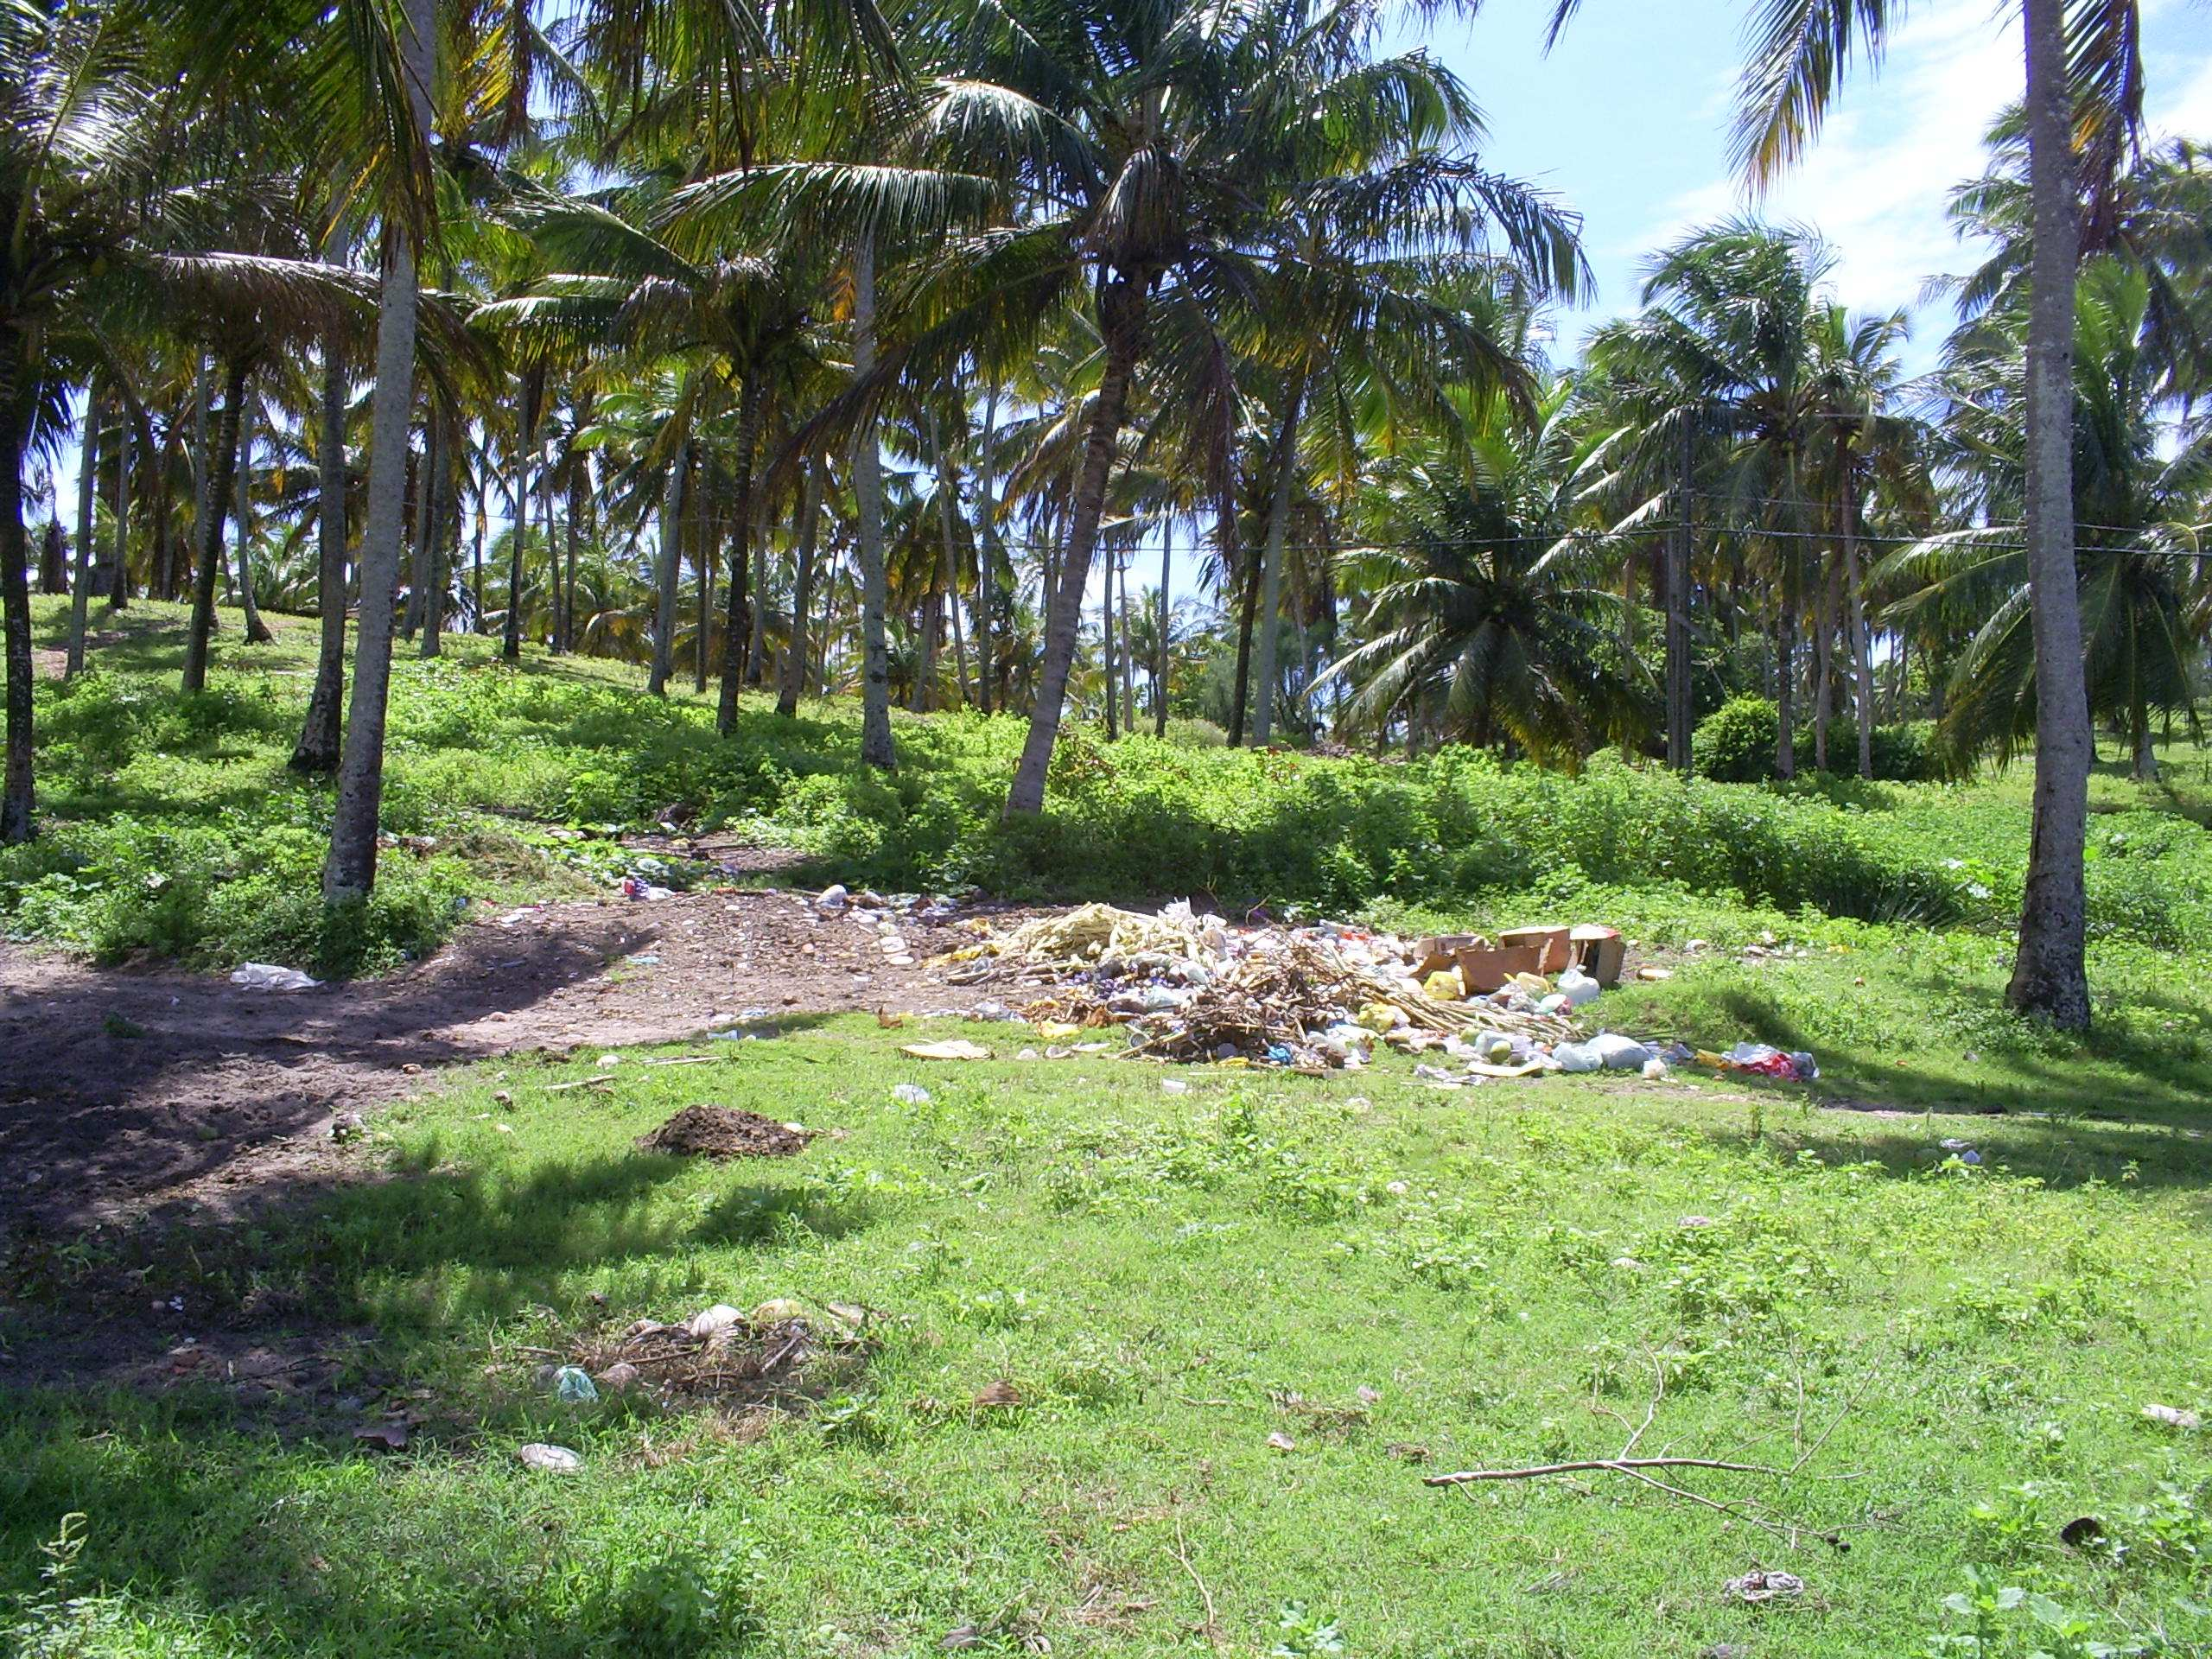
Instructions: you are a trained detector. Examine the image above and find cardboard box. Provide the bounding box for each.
[1497,925,1572,976]
[1569,924,1625,987]
[1456,943,1543,992]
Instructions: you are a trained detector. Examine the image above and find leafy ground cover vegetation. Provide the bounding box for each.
[3,1024,2209,1656]
[10,597,2212,1120]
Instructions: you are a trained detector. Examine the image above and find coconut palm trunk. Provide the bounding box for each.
[292,345,350,770]
[1154,531,1170,737]
[504,381,536,662]
[233,398,273,645]
[852,235,896,770]
[1249,374,1306,747]
[323,0,433,905]
[66,384,99,678]
[779,460,823,718]
[1005,285,1143,816]
[1228,489,1258,746]
[976,387,999,715]
[2005,0,2094,1028]
[106,407,130,610]
[649,442,685,696]
[1842,467,1873,779]
[1,360,37,842]
[420,418,448,656]
[182,358,251,692]
[714,377,764,734]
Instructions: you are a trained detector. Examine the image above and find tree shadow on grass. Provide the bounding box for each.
[1664,976,2212,1133]
[0,1134,840,1653]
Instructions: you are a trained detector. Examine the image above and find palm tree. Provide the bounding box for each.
[842,0,1579,812]
[1547,0,2146,1026]
[1323,378,1643,760]
[1888,257,2206,779]
[0,3,162,841]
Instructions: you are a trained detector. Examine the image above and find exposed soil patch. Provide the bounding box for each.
[573,1306,868,1410]
[0,887,1005,1230]
[636,1103,810,1160]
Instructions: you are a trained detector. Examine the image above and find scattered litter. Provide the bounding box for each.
[2060,1515,2107,1548]
[637,1105,810,1160]
[516,1443,583,1474]
[688,1305,746,1340]
[330,1111,367,1142]
[553,1366,599,1403]
[1161,1078,1190,1095]
[595,1361,641,1394]
[1265,1432,1296,1452]
[892,1083,932,1104]
[816,884,850,912]
[1722,1569,1804,1604]
[1712,1043,1819,1081]
[625,953,661,967]
[1940,1138,1985,1166]
[231,963,319,992]
[901,1039,992,1061]
[1636,965,1674,982]
[1640,1058,1670,1081]
[2142,1404,2202,1431]
[619,877,673,901]
[1588,1033,1653,1071]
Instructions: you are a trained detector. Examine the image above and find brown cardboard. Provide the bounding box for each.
[1497,925,1572,975]
[1569,924,1626,987]
[1456,944,1542,992]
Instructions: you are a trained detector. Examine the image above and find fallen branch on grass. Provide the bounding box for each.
[1424,1455,1791,1486]
[543,1075,616,1092]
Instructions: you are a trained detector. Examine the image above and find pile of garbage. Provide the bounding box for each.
[939,903,1818,1085]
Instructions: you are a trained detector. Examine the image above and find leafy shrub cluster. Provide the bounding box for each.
[1693,695,1941,784]
[13,654,2212,971]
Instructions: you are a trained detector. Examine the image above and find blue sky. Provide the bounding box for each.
[1414,0,2212,371]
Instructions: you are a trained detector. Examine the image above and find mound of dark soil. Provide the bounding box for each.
[636,1104,809,1160]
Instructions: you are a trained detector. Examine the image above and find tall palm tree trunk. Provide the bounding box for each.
[1,361,37,842]
[714,378,764,734]
[182,359,251,692]
[1228,490,1257,747]
[1813,562,1834,771]
[852,235,896,770]
[2006,0,2094,1028]
[106,407,130,610]
[324,0,433,905]
[293,343,350,770]
[976,387,998,715]
[234,395,274,645]
[420,418,448,657]
[1667,418,1694,770]
[1843,468,1874,779]
[563,462,582,657]
[1119,551,1135,734]
[694,476,714,695]
[1154,531,1170,737]
[1773,607,1796,779]
[1101,550,1116,739]
[1006,287,1142,816]
[1249,374,1307,747]
[929,410,969,708]
[66,384,99,678]
[779,459,823,719]
[504,385,533,662]
[649,442,686,696]
[746,494,768,686]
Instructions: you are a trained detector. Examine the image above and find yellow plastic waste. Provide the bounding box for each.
[1422,969,1465,1001]
[1035,1020,1083,1041]
[1510,972,1551,995]
[1357,1001,1408,1033]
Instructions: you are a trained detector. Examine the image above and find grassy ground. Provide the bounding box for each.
[5,596,2209,1655]
[3,1024,2209,1656]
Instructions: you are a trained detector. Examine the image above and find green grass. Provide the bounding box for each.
[7,600,2212,1654]
[3,1024,2209,1656]
[12,593,2212,1114]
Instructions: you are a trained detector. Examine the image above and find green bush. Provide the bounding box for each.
[1692,696,1783,782]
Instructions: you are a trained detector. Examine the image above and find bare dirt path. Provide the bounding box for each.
[0,888,988,1231]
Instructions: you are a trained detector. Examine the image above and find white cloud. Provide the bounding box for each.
[1630,0,2212,353]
